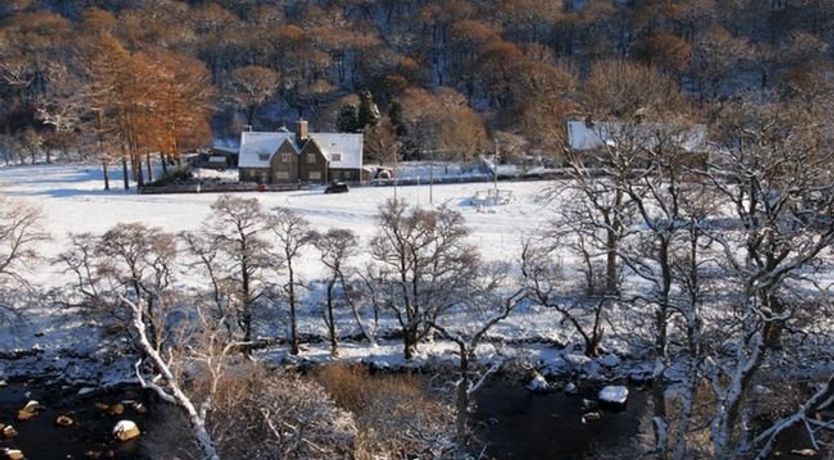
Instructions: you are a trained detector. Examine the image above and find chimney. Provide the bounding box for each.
[295,119,309,141]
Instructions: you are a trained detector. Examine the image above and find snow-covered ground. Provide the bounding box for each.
[0,164,552,287]
[2,164,632,384]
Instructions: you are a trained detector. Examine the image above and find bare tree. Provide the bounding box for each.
[122,294,226,460]
[521,238,608,357]
[702,97,834,458]
[268,207,314,356]
[370,199,479,360]
[97,223,177,348]
[180,230,235,334]
[0,197,46,321]
[313,227,361,356]
[204,195,271,349]
[429,261,526,442]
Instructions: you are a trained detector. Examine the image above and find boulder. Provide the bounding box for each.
[598,353,621,368]
[113,420,140,442]
[2,449,24,460]
[581,412,601,424]
[107,403,125,416]
[1,425,17,439]
[76,387,96,397]
[790,449,818,457]
[526,373,549,392]
[94,402,110,413]
[16,401,40,421]
[55,415,74,427]
[598,385,629,411]
[564,382,577,394]
[564,353,592,368]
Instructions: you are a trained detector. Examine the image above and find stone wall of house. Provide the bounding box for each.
[270,141,299,183]
[298,142,329,183]
[239,167,270,183]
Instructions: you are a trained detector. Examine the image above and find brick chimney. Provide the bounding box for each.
[295,119,309,141]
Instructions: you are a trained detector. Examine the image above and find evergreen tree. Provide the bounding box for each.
[337,103,358,132]
[388,100,407,137]
[357,90,380,129]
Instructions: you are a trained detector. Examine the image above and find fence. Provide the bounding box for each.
[139,182,302,195]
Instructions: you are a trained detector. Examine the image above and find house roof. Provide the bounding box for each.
[238,130,362,169]
[239,132,298,168]
[567,120,708,152]
[308,133,363,169]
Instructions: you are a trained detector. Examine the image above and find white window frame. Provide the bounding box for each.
[282,153,291,163]
[307,153,317,164]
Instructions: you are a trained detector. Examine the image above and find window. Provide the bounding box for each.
[307,153,316,164]
[309,171,322,180]
[282,153,291,163]
[331,153,342,162]
[275,171,289,180]
[258,153,269,162]
[342,171,351,179]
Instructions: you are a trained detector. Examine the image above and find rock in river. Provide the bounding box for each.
[16,401,40,421]
[113,420,141,442]
[598,385,629,411]
[55,415,74,427]
[1,449,24,460]
[526,373,549,392]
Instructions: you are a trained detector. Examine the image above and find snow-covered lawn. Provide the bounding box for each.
[0,164,554,287]
[1,164,613,383]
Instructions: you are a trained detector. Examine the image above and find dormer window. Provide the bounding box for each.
[258,153,269,162]
[331,153,342,162]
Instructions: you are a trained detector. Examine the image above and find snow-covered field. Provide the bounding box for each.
[2,164,623,384]
[0,164,553,287]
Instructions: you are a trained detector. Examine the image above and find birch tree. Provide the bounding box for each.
[269,207,314,356]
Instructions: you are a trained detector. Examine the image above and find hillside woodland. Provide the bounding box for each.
[2,0,834,178]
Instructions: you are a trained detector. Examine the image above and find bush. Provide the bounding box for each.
[205,364,358,460]
[315,363,456,459]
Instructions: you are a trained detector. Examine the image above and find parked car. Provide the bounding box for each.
[324,182,349,194]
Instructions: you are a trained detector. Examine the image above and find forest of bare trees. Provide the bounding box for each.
[3,0,834,172]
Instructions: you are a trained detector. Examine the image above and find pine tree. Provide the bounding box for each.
[388,100,407,137]
[337,103,358,132]
[357,90,380,129]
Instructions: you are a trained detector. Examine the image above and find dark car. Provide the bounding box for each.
[324,182,349,194]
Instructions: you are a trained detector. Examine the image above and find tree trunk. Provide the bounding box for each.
[102,160,110,191]
[326,278,338,356]
[122,156,130,190]
[403,331,414,360]
[288,260,299,355]
[456,352,470,442]
[160,152,168,176]
[145,151,153,183]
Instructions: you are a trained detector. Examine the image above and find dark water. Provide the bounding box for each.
[0,382,160,459]
[473,381,648,460]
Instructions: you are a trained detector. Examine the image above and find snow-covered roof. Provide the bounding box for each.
[238,131,299,168]
[238,131,363,169]
[308,133,363,169]
[567,120,708,152]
